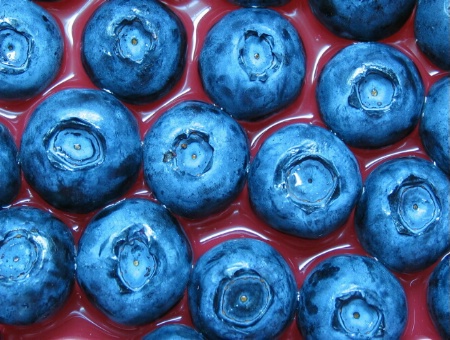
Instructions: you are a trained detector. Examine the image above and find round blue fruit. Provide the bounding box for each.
[355,157,449,273]
[199,8,306,120]
[298,254,408,339]
[188,238,296,339]
[142,324,204,340]
[317,42,424,148]
[420,76,449,176]
[0,122,20,206]
[143,101,249,219]
[248,123,362,239]
[415,0,450,70]
[20,88,141,214]
[308,0,416,41]
[0,0,63,100]
[427,254,450,339]
[0,206,75,325]
[76,198,192,326]
[82,0,186,104]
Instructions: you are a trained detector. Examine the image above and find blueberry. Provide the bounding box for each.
[143,101,249,219]
[188,238,296,339]
[248,123,362,239]
[415,0,450,70]
[0,123,20,206]
[82,0,186,104]
[142,324,204,340]
[427,254,450,339]
[76,198,192,326]
[420,76,449,176]
[308,0,416,41]
[20,88,142,214]
[297,254,408,339]
[355,157,450,273]
[317,42,424,148]
[199,8,306,121]
[0,0,63,100]
[0,206,75,325]
[228,0,291,7]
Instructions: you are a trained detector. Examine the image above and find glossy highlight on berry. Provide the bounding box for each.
[199,8,306,120]
[355,157,449,273]
[298,254,407,339]
[0,0,447,338]
[188,238,296,339]
[0,0,63,100]
[76,199,192,326]
[82,0,187,104]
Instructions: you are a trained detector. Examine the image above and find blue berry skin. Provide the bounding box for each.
[427,254,450,339]
[297,254,408,340]
[317,42,424,149]
[142,324,204,340]
[308,0,416,41]
[188,238,297,339]
[0,123,20,206]
[248,123,362,239]
[82,0,186,104]
[415,0,450,70]
[143,101,249,219]
[0,0,63,100]
[229,0,291,7]
[76,198,192,326]
[420,76,450,176]
[199,8,306,121]
[0,206,75,325]
[20,88,142,214]
[355,157,450,273]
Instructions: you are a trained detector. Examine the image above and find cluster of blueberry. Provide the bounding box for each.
[0,0,449,338]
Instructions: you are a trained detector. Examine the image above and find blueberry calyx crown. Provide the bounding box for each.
[274,151,340,213]
[0,22,32,75]
[0,229,45,282]
[114,17,157,64]
[348,66,399,116]
[43,118,106,172]
[388,175,441,236]
[164,130,214,177]
[332,290,385,339]
[238,30,282,82]
[214,269,273,327]
[112,224,158,292]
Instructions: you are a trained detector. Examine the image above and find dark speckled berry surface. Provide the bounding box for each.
[143,324,204,340]
[0,207,75,325]
[0,0,448,338]
[420,76,450,176]
[414,0,450,70]
[0,123,20,207]
[298,254,408,339]
[0,0,63,100]
[249,123,362,239]
[76,198,192,326]
[20,88,142,214]
[82,0,187,104]
[188,238,296,339]
[427,254,450,339]
[355,157,450,273]
[143,100,249,219]
[199,8,306,120]
[317,42,425,148]
[308,0,416,41]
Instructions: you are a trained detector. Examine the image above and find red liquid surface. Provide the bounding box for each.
[0,0,448,339]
